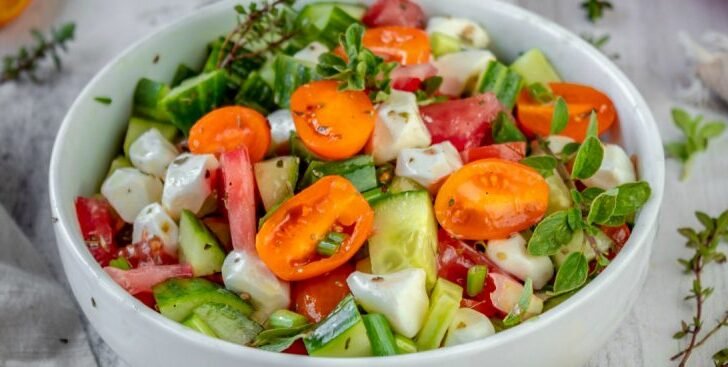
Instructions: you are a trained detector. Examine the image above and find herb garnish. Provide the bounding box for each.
[1,22,76,84]
[94,96,112,105]
[581,33,619,60]
[580,0,613,23]
[665,108,725,181]
[671,210,728,367]
[503,278,533,326]
[317,23,398,102]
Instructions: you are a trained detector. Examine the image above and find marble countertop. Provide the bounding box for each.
[1,0,727,366]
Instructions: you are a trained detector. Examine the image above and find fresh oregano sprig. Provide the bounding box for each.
[581,32,620,60]
[1,22,76,84]
[580,0,613,23]
[316,23,397,102]
[671,210,728,367]
[665,108,725,181]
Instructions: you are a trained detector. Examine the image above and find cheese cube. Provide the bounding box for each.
[101,168,163,223]
[369,90,432,164]
[128,128,179,179]
[162,153,219,219]
[426,16,490,49]
[132,202,179,255]
[486,233,554,290]
[582,143,636,190]
[395,141,463,188]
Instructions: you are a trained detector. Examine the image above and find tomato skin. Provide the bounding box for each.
[516,82,617,141]
[420,93,502,152]
[189,106,271,162]
[362,0,425,29]
[292,263,354,323]
[435,159,549,240]
[391,63,437,92]
[256,176,374,281]
[460,142,527,163]
[220,148,257,253]
[75,197,124,266]
[134,291,157,309]
[602,224,631,259]
[117,238,177,268]
[104,263,193,295]
[363,26,431,65]
[283,339,309,355]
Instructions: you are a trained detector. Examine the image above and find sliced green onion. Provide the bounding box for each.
[415,278,463,351]
[362,313,398,356]
[362,187,386,203]
[108,256,131,270]
[466,265,488,297]
[266,309,308,330]
[316,232,348,257]
[526,82,554,104]
[182,314,218,337]
[394,334,417,354]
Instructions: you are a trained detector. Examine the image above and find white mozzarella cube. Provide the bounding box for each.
[128,128,180,179]
[347,269,429,338]
[101,168,163,223]
[434,50,495,96]
[489,273,543,318]
[395,141,463,189]
[162,153,219,219]
[267,109,296,154]
[582,144,637,190]
[443,308,496,347]
[222,250,291,324]
[293,41,329,64]
[426,16,490,49]
[132,203,179,255]
[369,90,432,164]
[486,234,554,290]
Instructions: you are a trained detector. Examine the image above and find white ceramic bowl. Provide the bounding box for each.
[49,1,664,366]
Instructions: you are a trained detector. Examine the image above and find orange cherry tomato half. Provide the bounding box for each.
[363,26,431,65]
[516,82,617,141]
[290,80,375,160]
[188,106,271,162]
[292,263,354,323]
[434,159,549,240]
[256,176,374,281]
[0,0,32,27]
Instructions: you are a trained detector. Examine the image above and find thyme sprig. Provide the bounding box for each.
[1,22,76,84]
[671,210,728,367]
[580,0,613,23]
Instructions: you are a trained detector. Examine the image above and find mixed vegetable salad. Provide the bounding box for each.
[75,0,652,357]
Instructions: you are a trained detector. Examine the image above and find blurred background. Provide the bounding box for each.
[1,0,727,366]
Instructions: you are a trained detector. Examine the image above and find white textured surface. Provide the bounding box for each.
[0,0,727,366]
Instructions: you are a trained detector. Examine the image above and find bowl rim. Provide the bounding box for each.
[49,0,665,364]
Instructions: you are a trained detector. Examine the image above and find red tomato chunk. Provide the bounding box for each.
[420,93,502,151]
[362,0,426,29]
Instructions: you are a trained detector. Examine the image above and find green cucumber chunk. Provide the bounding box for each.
[476,60,524,110]
[415,278,463,351]
[388,176,425,194]
[299,155,377,192]
[133,78,170,121]
[178,209,226,277]
[106,156,132,179]
[122,116,178,157]
[394,334,417,354]
[235,71,276,114]
[273,54,317,108]
[304,295,372,357]
[368,190,438,289]
[153,278,253,322]
[161,69,228,134]
[190,303,262,345]
[296,3,363,48]
[510,49,561,85]
[431,32,462,57]
[254,156,300,211]
[171,64,198,88]
[182,314,218,337]
[289,132,324,164]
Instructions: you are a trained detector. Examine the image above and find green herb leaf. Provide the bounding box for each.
[586,111,599,138]
[561,142,581,157]
[571,136,603,179]
[553,252,589,294]
[492,112,527,143]
[665,108,725,180]
[581,0,613,23]
[520,156,557,177]
[527,82,554,104]
[550,97,569,134]
[612,181,651,217]
[252,324,311,352]
[587,190,617,224]
[94,96,112,105]
[527,210,575,256]
[503,278,533,327]
[2,22,76,84]
[108,257,131,270]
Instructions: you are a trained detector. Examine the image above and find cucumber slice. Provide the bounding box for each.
[122,117,178,157]
[182,313,218,337]
[415,278,463,351]
[296,3,364,48]
[161,69,228,134]
[510,49,562,86]
[476,60,524,110]
[153,278,254,322]
[431,32,462,57]
[133,78,171,121]
[368,191,438,289]
[171,64,198,88]
[304,295,372,357]
[190,303,262,345]
[178,209,226,276]
[106,156,132,179]
[235,71,276,114]
[299,155,377,193]
[273,54,316,108]
[254,156,300,211]
[545,174,572,215]
[388,176,425,194]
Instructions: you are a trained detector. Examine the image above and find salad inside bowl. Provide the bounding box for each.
[66,0,657,360]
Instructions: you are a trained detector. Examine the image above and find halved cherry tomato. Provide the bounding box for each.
[290,81,375,160]
[362,0,426,29]
[516,82,617,141]
[75,197,124,266]
[256,176,374,281]
[292,263,354,323]
[435,159,549,240]
[460,142,527,163]
[363,26,431,65]
[189,106,271,162]
[0,0,31,27]
[602,224,631,259]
